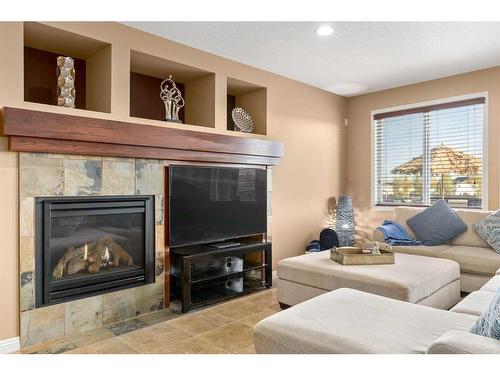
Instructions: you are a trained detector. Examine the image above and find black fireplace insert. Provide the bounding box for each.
[35,195,155,307]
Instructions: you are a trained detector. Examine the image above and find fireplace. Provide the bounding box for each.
[35,195,155,307]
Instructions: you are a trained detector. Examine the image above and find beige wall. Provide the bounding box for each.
[0,22,22,344]
[346,67,500,243]
[184,74,216,128]
[0,22,347,340]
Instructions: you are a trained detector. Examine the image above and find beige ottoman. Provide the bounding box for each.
[254,288,478,354]
[277,252,461,310]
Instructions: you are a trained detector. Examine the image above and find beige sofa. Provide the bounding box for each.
[373,207,500,292]
[254,272,500,354]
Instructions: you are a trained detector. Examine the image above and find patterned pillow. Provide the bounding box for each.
[470,288,500,340]
[473,210,500,255]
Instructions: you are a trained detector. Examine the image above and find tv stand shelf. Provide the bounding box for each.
[189,261,266,284]
[170,241,272,312]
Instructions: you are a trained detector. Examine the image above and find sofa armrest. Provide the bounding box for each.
[372,228,385,243]
[426,331,500,354]
[496,268,500,276]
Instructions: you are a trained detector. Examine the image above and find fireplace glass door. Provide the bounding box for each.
[35,196,155,306]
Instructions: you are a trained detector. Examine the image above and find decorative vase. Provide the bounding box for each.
[57,56,76,108]
[336,195,355,246]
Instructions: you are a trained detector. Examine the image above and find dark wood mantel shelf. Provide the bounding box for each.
[0,107,284,165]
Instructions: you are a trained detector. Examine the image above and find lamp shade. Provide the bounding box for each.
[336,195,355,246]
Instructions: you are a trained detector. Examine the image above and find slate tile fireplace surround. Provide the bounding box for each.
[35,195,155,307]
[19,153,167,348]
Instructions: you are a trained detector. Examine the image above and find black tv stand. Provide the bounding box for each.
[170,241,272,312]
[205,241,241,249]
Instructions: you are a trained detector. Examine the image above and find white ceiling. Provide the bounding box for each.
[124,22,500,96]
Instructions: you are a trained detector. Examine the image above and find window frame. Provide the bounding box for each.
[371,92,489,211]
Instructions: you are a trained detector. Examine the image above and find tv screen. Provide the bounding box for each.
[169,165,267,247]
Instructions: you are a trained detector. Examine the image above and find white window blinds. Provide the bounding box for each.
[373,97,485,208]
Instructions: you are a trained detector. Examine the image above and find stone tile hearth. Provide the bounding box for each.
[19,287,278,354]
[65,297,103,335]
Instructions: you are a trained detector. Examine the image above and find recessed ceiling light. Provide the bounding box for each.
[315,25,334,36]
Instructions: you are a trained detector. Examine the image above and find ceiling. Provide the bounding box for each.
[124,22,500,97]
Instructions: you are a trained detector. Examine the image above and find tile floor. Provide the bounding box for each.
[19,288,279,354]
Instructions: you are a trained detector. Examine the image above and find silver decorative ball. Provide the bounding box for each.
[231,107,254,133]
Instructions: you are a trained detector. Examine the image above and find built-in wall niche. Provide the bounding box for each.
[227,77,267,135]
[130,50,216,128]
[23,22,112,113]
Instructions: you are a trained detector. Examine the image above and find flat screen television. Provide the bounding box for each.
[168,165,267,247]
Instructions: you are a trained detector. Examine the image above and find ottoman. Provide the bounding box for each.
[254,288,478,354]
[277,251,461,310]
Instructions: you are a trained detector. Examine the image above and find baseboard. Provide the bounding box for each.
[272,270,278,280]
[0,336,20,354]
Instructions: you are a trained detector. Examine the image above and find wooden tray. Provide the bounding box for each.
[330,247,395,265]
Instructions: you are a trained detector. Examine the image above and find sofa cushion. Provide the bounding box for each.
[438,246,500,276]
[450,291,496,316]
[426,331,500,354]
[470,289,500,340]
[277,252,459,304]
[473,210,500,255]
[254,288,478,354]
[451,209,492,247]
[480,275,500,293]
[461,273,492,293]
[390,244,451,258]
[393,206,424,239]
[407,200,467,246]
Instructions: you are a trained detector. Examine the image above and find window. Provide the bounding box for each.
[373,97,485,209]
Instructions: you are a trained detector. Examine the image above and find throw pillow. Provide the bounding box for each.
[470,288,500,340]
[406,200,467,246]
[473,210,500,255]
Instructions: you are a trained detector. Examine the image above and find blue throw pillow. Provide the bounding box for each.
[473,210,500,255]
[470,288,500,340]
[406,200,467,246]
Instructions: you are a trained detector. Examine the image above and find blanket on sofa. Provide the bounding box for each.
[377,220,422,246]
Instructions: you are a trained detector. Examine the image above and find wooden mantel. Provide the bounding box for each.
[0,107,284,165]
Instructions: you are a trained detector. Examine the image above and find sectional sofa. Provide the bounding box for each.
[254,206,500,353]
[373,206,500,292]
[254,269,500,353]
